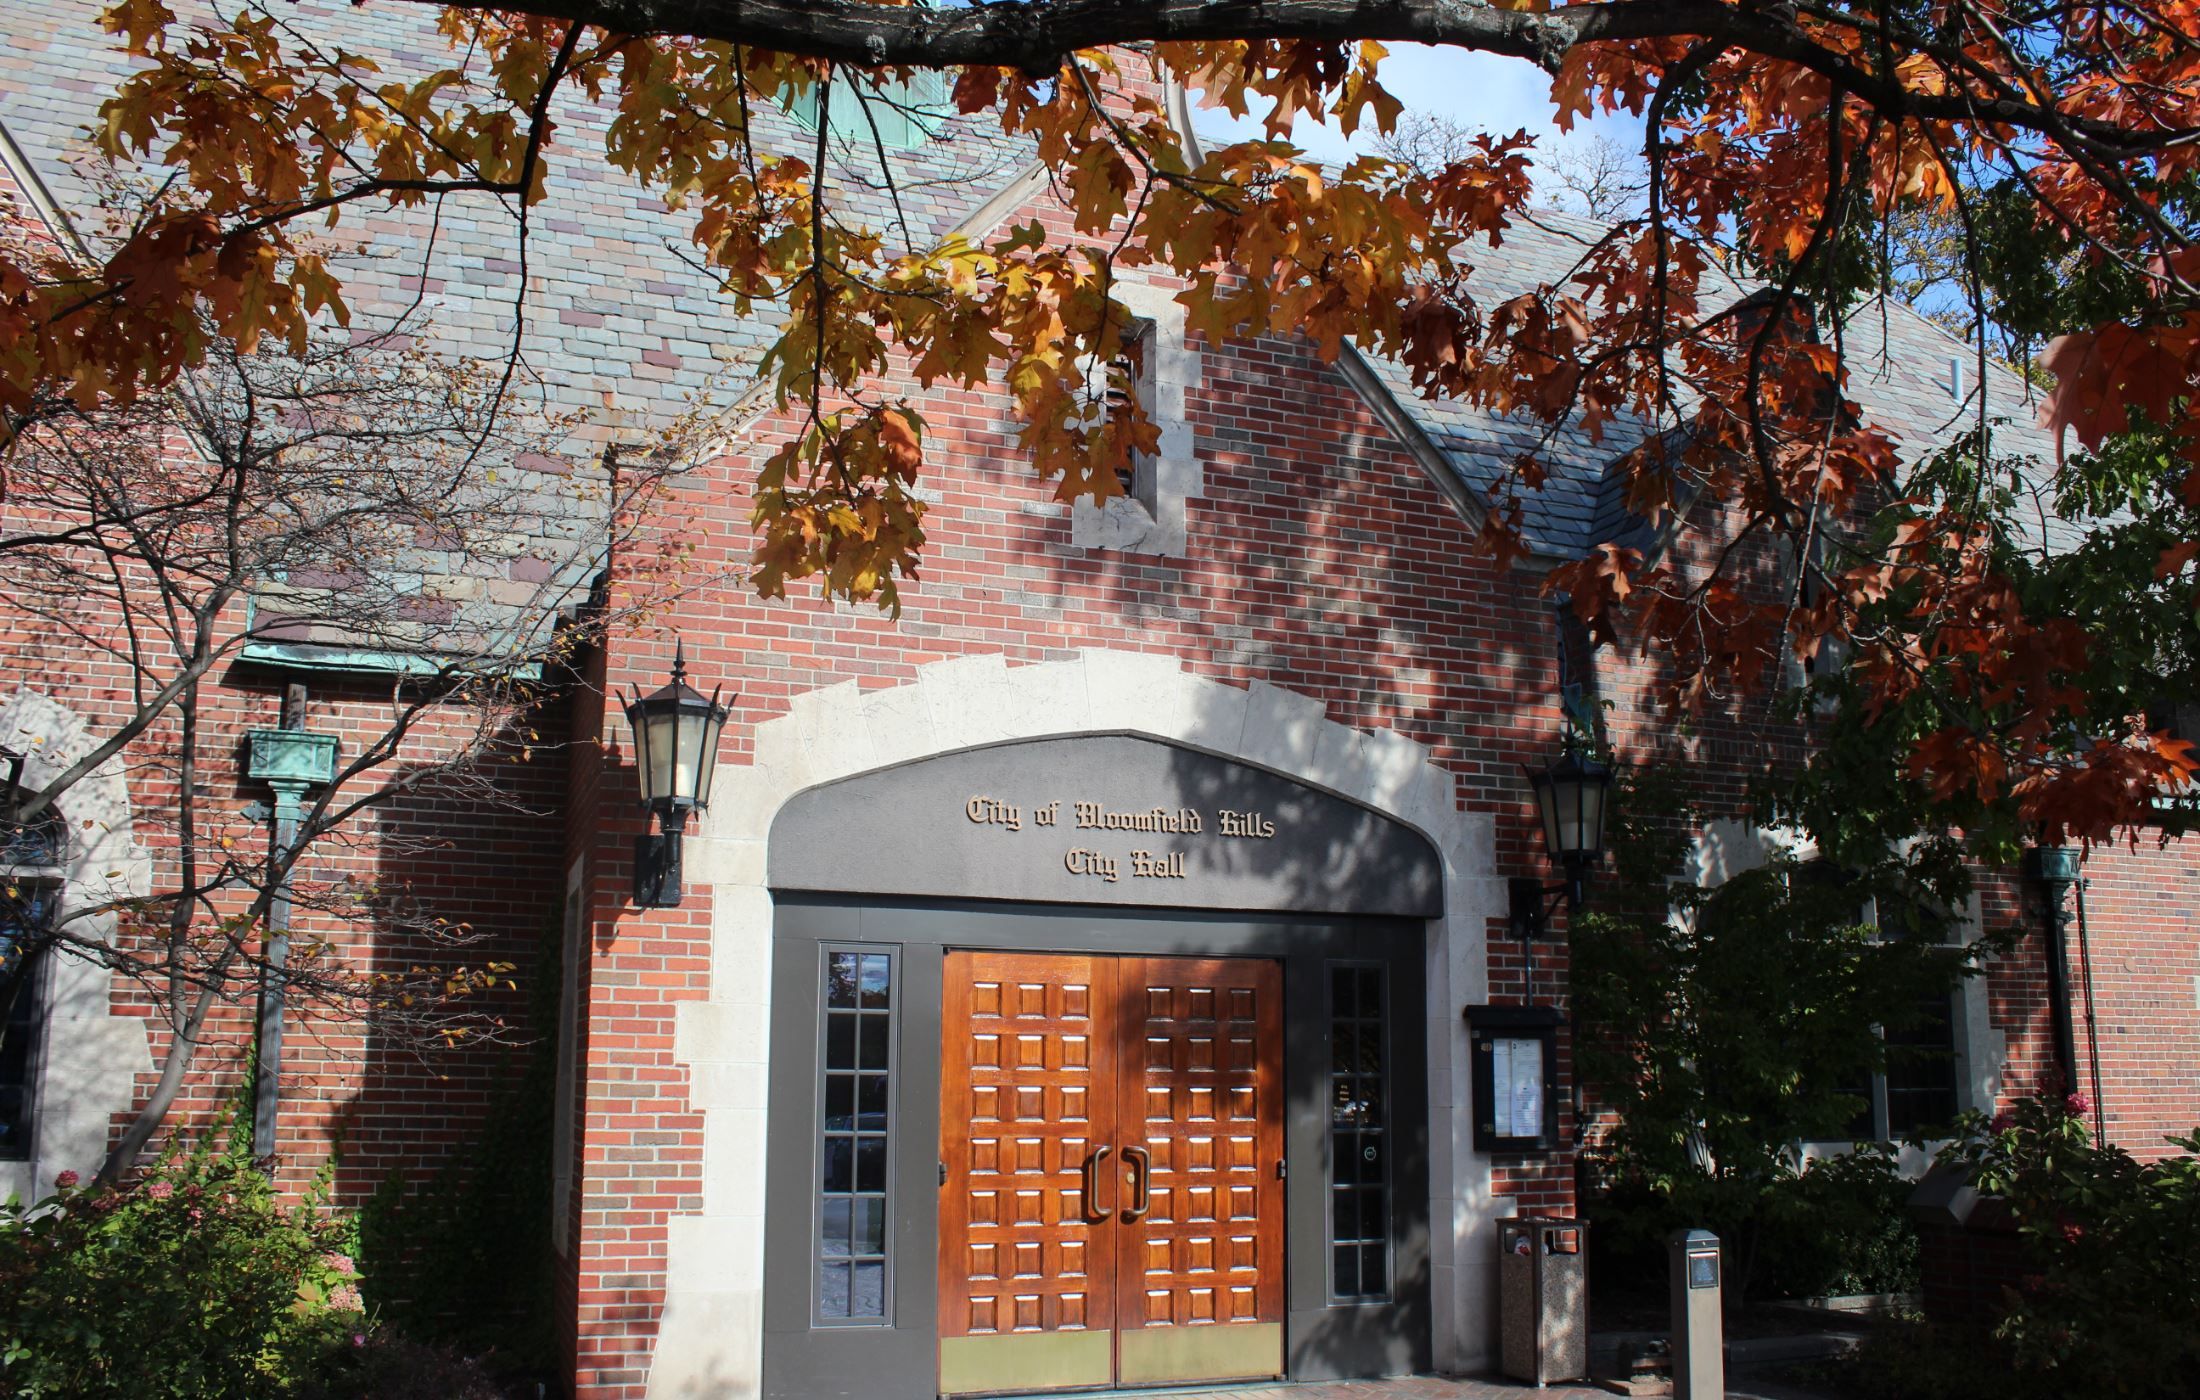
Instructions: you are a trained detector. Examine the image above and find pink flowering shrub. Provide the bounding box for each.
[0,1117,368,1398]
[1942,1095,2200,1397]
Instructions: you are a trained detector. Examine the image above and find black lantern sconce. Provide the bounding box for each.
[1509,740,1616,941]
[624,643,730,908]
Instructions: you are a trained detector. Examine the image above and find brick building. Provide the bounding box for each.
[1,5,2194,1399]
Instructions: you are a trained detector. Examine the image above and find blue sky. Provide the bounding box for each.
[1187,44,1644,191]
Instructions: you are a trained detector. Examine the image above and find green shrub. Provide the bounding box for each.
[1573,764,1976,1304]
[1824,1319,2044,1400]
[1944,1095,2200,1398]
[294,1336,508,1400]
[0,1126,366,1399]
[1752,1142,1922,1299]
[1588,1140,1922,1302]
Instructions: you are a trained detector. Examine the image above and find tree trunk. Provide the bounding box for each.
[96,983,216,1185]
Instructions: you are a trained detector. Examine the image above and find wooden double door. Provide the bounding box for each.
[937,952,1286,1395]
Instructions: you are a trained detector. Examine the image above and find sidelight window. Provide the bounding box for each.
[1327,962,1392,1302]
[815,946,896,1324]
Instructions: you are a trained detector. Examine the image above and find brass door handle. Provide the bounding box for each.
[1121,1144,1151,1222]
[1081,1144,1114,1222]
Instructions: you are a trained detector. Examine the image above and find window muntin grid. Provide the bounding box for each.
[1328,962,1391,1302]
[1793,862,1962,1141]
[814,946,895,1324]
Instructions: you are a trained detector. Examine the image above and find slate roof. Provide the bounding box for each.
[1,1,2079,587]
[1829,291,2080,557]
[0,0,1034,662]
[0,0,1029,414]
[1347,205,2072,559]
[1341,206,1740,556]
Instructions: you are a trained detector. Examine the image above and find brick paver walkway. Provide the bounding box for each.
[999,1376,1824,1400]
[1002,1381,1610,1400]
[1175,1381,1603,1399]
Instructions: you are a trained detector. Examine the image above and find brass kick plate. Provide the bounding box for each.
[1116,1321,1285,1387]
[938,1329,1113,1395]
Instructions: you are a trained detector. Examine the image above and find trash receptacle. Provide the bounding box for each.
[1499,1216,1588,1385]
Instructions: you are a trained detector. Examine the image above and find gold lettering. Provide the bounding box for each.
[1128,849,1188,879]
[1217,808,1275,840]
[964,796,1022,830]
[1069,800,1222,834]
[1063,848,1119,883]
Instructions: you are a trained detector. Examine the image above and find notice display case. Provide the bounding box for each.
[1463,1004,1562,1155]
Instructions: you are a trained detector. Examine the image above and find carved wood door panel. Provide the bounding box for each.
[938,952,1120,1395]
[938,951,1284,1396]
[1113,956,1286,1386]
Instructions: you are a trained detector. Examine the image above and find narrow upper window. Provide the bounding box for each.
[1328,962,1392,1302]
[1069,283,1202,556]
[816,946,896,1324]
[1104,317,1159,507]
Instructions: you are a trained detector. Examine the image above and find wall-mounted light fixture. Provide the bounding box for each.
[625,643,730,908]
[1509,741,1615,941]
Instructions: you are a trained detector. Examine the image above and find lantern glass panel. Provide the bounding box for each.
[695,710,726,806]
[1536,774,1562,856]
[628,705,652,804]
[670,705,716,802]
[640,707,682,808]
[1551,774,1605,858]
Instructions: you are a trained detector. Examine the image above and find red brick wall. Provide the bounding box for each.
[560,265,1594,1388]
[0,628,571,1199]
[0,158,572,1226]
[1976,841,2200,1159]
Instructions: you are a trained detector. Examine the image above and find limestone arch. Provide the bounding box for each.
[0,688,155,1202]
[646,651,1508,1397]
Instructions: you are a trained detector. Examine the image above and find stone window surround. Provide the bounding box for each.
[640,650,1504,1398]
[1689,819,2005,1173]
[1070,283,1202,557]
[0,690,154,1205]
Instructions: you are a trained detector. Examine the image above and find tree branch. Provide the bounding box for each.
[366,0,2196,156]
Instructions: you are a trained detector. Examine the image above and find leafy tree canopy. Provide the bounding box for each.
[6,0,2200,838]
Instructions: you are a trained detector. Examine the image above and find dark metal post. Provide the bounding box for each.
[2026,846,2082,1096]
[2072,876,2108,1139]
[249,684,333,1167]
[252,776,303,1162]
[2040,891,2080,1095]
